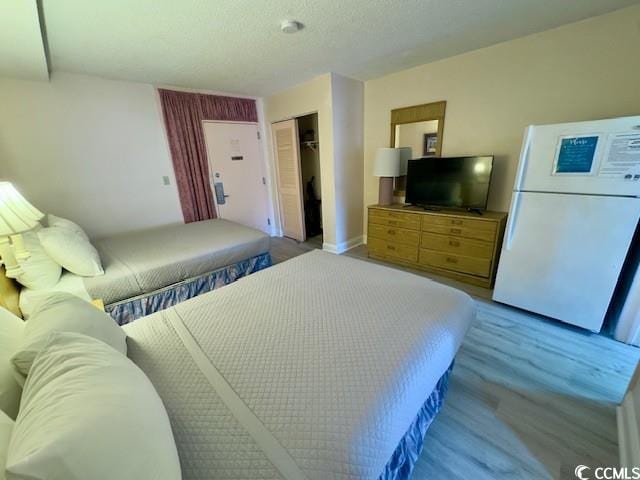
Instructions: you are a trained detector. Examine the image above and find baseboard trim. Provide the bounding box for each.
[618,392,640,468]
[322,236,364,254]
[322,243,338,254]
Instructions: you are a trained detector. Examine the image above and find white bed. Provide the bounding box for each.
[124,250,474,479]
[19,219,270,317]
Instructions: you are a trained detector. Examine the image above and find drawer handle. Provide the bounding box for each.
[387,229,396,235]
[387,245,396,251]
[449,240,460,247]
[445,257,458,264]
[450,228,462,234]
[451,219,463,225]
[388,220,399,226]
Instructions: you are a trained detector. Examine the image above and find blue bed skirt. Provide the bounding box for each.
[378,362,453,480]
[105,252,272,326]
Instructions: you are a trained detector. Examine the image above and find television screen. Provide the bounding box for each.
[405,156,493,210]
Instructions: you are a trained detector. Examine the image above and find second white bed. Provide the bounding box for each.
[20,219,270,317]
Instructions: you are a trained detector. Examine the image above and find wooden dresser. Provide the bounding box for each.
[367,205,507,288]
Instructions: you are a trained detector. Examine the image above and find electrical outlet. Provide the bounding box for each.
[162,176,171,186]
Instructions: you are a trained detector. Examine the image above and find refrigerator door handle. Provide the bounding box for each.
[504,191,521,251]
[513,127,533,191]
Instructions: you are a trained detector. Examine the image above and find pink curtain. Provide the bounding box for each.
[158,89,258,223]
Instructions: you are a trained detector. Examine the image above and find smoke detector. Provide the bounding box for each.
[280,20,301,34]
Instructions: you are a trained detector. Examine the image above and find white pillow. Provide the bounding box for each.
[11,292,126,378]
[5,332,181,480]
[37,227,104,277]
[47,214,89,241]
[0,309,23,420]
[14,231,62,290]
[0,409,13,473]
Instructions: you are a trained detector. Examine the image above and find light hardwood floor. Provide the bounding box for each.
[270,236,640,479]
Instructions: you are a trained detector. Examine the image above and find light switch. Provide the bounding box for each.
[162,176,171,186]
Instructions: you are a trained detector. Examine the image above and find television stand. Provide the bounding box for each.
[367,204,507,288]
[466,208,483,216]
[401,204,442,212]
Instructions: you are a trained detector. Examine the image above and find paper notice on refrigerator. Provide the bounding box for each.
[599,133,640,180]
[553,135,599,174]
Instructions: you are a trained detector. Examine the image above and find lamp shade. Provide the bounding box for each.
[0,182,44,236]
[373,148,400,177]
[397,147,412,176]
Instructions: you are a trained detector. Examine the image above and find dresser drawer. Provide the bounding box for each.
[369,224,420,247]
[369,209,421,230]
[422,215,495,231]
[421,218,496,242]
[420,232,493,259]
[419,249,491,277]
[369,215,421,230]
[369,237,418,263]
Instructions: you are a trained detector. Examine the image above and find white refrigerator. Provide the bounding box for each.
[493,116,640,332]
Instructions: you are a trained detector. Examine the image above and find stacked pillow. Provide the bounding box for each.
[0,410,12,473]
[38,214,104,277]
[14,228,61,290]
[0,293,181,479]
[0,310,23,419]
[10,293,126,381]
[46,214,90,240]
[14,214,103,292]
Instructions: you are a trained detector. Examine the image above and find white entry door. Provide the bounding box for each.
[203,121,270,233]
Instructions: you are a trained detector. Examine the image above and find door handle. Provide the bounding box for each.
[504,192,520,251]
[214,182,227,205]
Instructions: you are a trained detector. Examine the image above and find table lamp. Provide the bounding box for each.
[0,182,44,278]
[373,148,400,205]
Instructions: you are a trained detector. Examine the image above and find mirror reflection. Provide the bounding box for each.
[394,120,439,159]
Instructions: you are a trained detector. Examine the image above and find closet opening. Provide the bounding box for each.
[271,112,321,244]
[297,113,322,246]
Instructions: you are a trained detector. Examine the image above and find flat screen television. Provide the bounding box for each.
[405,156,493,210]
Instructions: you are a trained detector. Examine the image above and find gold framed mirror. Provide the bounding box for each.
[390,101,446,193]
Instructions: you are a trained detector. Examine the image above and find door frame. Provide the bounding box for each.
[268,110,322,240]
[202,120,271,227]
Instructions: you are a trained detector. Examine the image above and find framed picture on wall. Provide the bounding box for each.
[423,133,438,157]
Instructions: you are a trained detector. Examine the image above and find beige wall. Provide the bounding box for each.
[331,73,364,247]
[264,73,365,251]
[0,72,183,238]
[364,5,640,233]
[264,74,336,245]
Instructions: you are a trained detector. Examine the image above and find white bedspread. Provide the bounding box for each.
[124,250,474,480]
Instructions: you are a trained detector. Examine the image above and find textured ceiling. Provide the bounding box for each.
[0,0,48,81]
[14,0,640,94]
